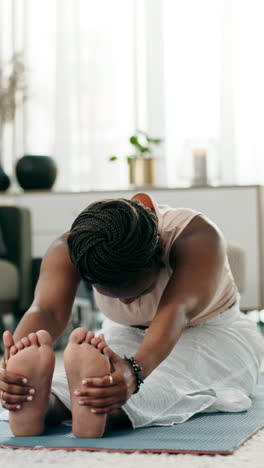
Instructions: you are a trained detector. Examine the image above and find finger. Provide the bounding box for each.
[3,331,14,362]
[0,367,29,385]
[1,392,34,404]
[74,386,119,398]
[0,357,7,370]
[1,400,22,411]
[78,397,114,407]
[1,382,35,396]
[3,331,14,349]
[82,374,117,387]
[90,404,120,415]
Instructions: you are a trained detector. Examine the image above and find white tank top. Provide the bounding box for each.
[93,195,238,327]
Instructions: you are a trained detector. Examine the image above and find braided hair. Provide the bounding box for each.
[67,198,164,289]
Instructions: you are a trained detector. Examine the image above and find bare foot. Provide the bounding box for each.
[64,328,110,438]
[7,330,55,436]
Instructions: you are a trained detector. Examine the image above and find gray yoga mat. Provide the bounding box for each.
[1,374,264,455]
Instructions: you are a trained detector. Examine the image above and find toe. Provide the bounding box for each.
[98,334,106,344]
[36,330,52,346]
[21,337,30,348]
[10,345,18,356]
[28,333,39,346]
[97,341,107,352]
[68,327,88,344]
[91,336,103,347]
[16,341,24,351]
[84,331,95,343]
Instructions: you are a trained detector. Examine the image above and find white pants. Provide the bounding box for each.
[51,300,264,429]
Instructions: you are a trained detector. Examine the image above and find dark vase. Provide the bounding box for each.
[0,166,11,192]
[15,155,57,190]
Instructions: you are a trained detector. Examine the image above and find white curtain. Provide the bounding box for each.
[0,0,138,190]
[52,0,136,189]
[1,0,264,189]
[163,0,264,186]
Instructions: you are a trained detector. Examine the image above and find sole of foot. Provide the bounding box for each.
[64,328,110,438]
[7,330,55,437]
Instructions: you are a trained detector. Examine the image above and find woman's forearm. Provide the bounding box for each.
[13,305,66,344]
[134,307,188,378]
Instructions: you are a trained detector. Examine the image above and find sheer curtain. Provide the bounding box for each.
[53,0,136,189]
[1,0,264,189]
[162,0,264,186]
[0,0,137,190]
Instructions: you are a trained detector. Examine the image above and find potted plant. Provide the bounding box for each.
[109,130,163,186]
[0,53,27,191]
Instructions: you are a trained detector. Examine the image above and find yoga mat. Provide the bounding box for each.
[1,374,264,455]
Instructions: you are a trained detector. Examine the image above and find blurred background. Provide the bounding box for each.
[1,0,264,344]
[1,0,263,191]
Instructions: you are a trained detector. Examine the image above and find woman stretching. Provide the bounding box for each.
[0,192,263,438]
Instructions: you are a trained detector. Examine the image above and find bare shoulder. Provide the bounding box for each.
[131,192,155,213]
[169,214,225,269]
[33,231,80,314]
[40,230,79,280]
[45,230,71,260]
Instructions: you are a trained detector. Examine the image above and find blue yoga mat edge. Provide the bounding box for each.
[1,373,264,455]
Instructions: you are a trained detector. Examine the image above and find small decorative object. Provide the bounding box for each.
[192,148,208,186]
[0,166,10,192]
[15,154,57,190]
[178,138,221,187]
[109,130,163,186]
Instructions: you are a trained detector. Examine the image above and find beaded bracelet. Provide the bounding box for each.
[123,355,145,394]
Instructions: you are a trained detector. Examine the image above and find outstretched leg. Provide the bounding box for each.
[64,328,111,438]
[7,330,55,436]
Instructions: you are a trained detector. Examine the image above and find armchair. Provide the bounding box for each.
[227,244,246,296]
[0,206,33,340]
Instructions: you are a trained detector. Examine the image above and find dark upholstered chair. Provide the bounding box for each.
[0,206,33,341]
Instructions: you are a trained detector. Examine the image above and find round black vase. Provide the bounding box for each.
[16,155,57,190]
[0,166,11,192]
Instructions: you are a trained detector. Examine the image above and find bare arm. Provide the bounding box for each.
[0,232,81,411]
[134,215,226,377]
[79,215,227,415]
[12,232,80,344]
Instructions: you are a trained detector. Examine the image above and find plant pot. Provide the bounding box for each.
[0,166,10,192]
[129,158,156,186]
[16,155,57,190]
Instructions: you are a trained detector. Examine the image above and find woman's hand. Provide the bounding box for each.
[0,331,34,411]
[74,347,137,414]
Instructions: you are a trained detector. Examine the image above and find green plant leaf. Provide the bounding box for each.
[129,135,139,145]
[141,147,151,153]
[109,156,118,161]
[146,137,163,145]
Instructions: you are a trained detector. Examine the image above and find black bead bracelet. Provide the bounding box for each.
[123,355,145,394]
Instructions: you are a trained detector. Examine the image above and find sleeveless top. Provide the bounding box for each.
[93,195,238,327]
